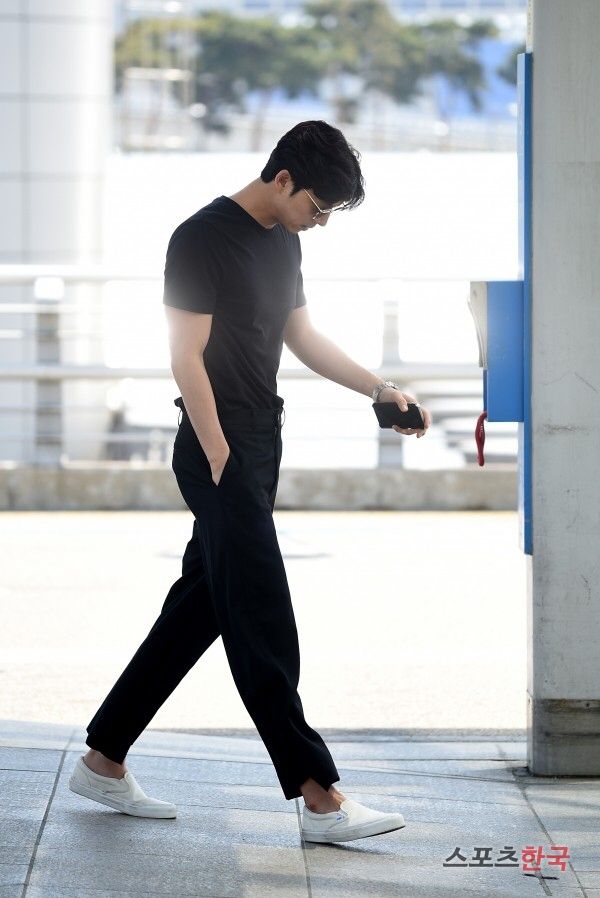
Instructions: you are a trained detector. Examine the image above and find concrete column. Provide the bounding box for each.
[527,0,600,773]
[0,1,113,462]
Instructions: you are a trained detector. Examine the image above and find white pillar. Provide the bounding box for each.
[0,1,113,463]
[527,0,600,773]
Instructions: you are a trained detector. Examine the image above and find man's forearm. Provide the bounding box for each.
[292,329,383,398]
[171,357,228,465]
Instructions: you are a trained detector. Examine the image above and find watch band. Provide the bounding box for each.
[372,380,399,403]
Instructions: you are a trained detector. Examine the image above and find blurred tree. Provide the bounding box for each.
[114,15,199,144]
[496,41,527,86]
[115,13,325,148]
[304,0,428,123]
[195,12,326,148]
[114,16,200,92]
[417,18,499,137]
[114,3,501,148]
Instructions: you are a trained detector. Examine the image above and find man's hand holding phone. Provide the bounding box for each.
[375,386,431,438]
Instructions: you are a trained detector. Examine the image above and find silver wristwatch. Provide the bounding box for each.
[372,380,399,403]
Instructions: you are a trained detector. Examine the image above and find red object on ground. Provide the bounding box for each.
[475,411,487,466]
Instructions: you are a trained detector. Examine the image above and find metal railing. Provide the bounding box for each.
[0,266,506,467]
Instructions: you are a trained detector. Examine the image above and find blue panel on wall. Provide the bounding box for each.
[486,281,524,423]
[517,51,533,555]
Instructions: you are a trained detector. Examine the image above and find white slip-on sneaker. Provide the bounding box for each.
[301,797,405,843]
[68,756,177,819]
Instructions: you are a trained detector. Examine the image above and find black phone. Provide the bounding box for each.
[372,401,424,430]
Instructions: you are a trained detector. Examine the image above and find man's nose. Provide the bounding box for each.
[317,213,330,227]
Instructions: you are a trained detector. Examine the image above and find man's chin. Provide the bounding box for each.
[282,222,309,234]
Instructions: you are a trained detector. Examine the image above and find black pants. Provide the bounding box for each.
[85,398,340,800]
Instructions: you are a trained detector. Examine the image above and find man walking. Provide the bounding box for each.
[69,120,430,844]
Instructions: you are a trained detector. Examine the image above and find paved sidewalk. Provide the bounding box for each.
[0,511,527,731]
[2,719,597,898]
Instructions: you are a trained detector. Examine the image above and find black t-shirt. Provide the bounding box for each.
[162,194,306,413]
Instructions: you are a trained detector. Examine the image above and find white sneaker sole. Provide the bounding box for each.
[302,815,405,843]
[68,777,177,819]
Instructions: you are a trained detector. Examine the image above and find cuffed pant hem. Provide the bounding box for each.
[282,768,341,801]
[85,733,128,766]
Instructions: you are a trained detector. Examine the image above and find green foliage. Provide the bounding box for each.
[114,0,505,134]
[496,42,526,87]
[194,11,325,116]
[114,15,199,93]
[418,18,499,112]
[304,0,429,119]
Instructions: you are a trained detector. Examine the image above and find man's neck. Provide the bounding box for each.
[228,180,278,229]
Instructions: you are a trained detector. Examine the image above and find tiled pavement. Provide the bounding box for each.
[1,720,597,898]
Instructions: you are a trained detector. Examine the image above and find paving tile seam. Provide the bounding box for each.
[148,802,295,815]
[2,740,130,751]
[496,743,588,898]
[3,733,528,744]
[60,783,526,809]
[29,891,234,898]
[63,749,276,768]
[19,729,79,898]
[61,755,521,786]
[52,754,528,789]
[2,779,527,815]
[146,730,528,741]
[58,771,525,803]
[516,780,600,787]
[345,756,526,761]
[355,791,527,808]
[0,742,61,750]
[4,742,526,767]
[54,801,297,816]
[335,765,519,785]
[60,776,285,796]
[0,743,72,751]
[53,794,529,825]
[63,763,518,786]
[32,843,305,863]
[294,799,313,898]
[95,750,509,772]
[20,886,232,898]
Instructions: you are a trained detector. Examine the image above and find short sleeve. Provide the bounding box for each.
[294,233,306,309]
[162,221,223,314]
[295,269,307,309]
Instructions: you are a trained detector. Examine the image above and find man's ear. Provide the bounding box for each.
[274,169,293,193]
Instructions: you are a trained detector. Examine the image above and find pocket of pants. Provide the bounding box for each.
[172,424,213,484]
[214,449,239,489]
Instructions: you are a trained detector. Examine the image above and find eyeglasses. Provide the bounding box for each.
[302,188,348,220]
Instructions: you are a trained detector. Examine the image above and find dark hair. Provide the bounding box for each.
[260,120,365,210]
